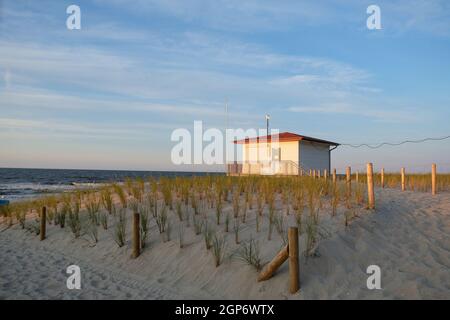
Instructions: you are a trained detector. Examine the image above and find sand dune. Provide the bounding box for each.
[1,188,449,300]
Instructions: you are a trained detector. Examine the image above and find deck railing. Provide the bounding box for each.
[227,161,310,176]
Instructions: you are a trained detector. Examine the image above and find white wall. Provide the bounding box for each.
[279,141,299,163]
[299,141,330,172]
[243,141,299,163]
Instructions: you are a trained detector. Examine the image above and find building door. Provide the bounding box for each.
[272,148,281,161]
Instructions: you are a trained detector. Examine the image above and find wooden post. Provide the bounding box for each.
[40,206,46,241]
[356,171,359,183]
[432,163,437,195]
[317,170,321,178]
[332,168,337,185]
[132,212,140,258]
[312,169,316,178]
[401,167,406,191]
[367,163,375,209]
[346,166,352,197]
[324,169,328,180]
[381,168,385,188]
[258,245,289,281]
[288,227,299,293]
[309,169,312,177]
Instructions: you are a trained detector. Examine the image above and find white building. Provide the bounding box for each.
[228,132,339,176]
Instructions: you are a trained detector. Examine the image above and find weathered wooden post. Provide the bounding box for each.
[346,166,352,197]
[324,169,328,180]
[356,171,359,183]
[288,227,299,293]
[381,168,385,188]
[401,167,406,191]
[367,163,375,209]
[432,163,437,195]
[257,246,289,281]
[132,212,140,258]
[332,168,337,185]
[317,170,321,178]
[313,169,316,178]
[40,206,46,241]
[309,169,312,177]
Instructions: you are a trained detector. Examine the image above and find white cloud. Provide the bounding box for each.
[97,0,450,36]
[383,0,450,36]
[0,117,174,138]
[98,0,336,32]
[288,103,419,123]
[3,69,11,89]
[0,35,378,121]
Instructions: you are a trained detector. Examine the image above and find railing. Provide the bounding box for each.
[227,161,310,176]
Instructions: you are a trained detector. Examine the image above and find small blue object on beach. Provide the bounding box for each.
[0,199,10,206]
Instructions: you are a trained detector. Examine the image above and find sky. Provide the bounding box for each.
[0,0,449,173]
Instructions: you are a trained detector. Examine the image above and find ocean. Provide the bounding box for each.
[0,168,222,202]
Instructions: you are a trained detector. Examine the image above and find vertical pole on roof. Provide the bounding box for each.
[225,99,228,173]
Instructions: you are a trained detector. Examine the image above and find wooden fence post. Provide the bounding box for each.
[288,227,299,293]
[356,171,359,183]
[367,163,375,209]
[40,206,46,241]
[381,168,385,188]
[432,164,437,195]
[132,212,140,258]
[324,169,328,180]
[401,167,406,191]
[346,166,352,197]
[332,168,337,185]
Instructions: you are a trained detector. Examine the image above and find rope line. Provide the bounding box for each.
[339,135,450,149]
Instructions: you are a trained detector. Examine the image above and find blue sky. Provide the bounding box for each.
[0,0,449,172]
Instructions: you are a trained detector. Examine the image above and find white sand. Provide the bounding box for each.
[1,188,449,300]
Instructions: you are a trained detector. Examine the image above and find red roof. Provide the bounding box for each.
[233,132,339,146]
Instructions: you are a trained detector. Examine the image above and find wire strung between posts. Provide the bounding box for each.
[339,135,450,149]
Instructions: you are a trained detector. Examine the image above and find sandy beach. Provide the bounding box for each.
[1,187,449,300]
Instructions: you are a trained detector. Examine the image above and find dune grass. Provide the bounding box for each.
[9,170,448,284]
